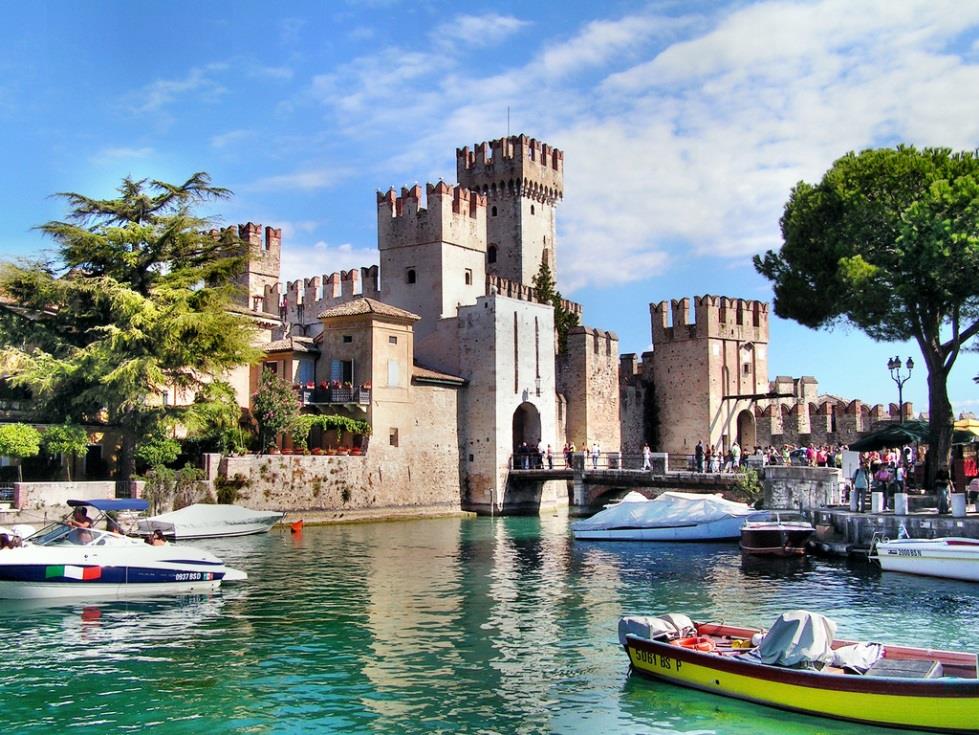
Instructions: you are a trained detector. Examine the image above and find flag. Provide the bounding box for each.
[45,565,102,581]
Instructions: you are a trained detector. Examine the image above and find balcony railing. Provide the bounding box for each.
[296,385,371,406]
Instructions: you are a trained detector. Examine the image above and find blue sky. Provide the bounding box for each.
[2,0,977,416]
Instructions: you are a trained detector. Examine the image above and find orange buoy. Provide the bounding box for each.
[674,635,716,653]
[290,519,304,534]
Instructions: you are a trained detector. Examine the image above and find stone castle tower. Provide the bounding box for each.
[650,295,769,454]
[456,135,564,285]
[233,223,281,312]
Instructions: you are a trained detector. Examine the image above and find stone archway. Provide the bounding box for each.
[512,402,542,468]
[737,409,756,450]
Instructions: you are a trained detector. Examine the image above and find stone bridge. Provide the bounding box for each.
[505,467,740,514]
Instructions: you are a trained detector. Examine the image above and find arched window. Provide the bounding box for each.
[465,268,472,285]
[406,269,416,284]
[488,245,497,264]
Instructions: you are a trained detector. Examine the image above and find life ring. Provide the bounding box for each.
[674,636,716,653]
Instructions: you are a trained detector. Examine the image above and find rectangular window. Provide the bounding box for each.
[743,363,752,375]
[343,335,352,343]
[297,360,315,385]
[387,359,400,387]
[331,359,354,384]
[388,335,397,345]
[389,427,399,447]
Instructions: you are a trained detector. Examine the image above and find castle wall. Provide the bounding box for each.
[618,353,648,459]
[457,294,560,512]
[558,327,621,454]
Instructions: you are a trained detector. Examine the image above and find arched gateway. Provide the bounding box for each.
[512,402,541,454]
[736,409,756,450]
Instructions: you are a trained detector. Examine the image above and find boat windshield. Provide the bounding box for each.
[26,522,105,547]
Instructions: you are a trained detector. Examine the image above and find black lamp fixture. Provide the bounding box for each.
[887,356,914,423]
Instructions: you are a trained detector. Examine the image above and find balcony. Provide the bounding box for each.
[295,384,371,407]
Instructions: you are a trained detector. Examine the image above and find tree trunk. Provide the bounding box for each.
[119,432,137,482]
[925,359,954,490]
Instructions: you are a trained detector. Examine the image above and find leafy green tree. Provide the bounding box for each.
[185,380,247,454]
[754,146,979,486]
[0,423,42,482]
[253,370,300,452]
[41,422,89,481]
[532,260,580,353]
[0,173,259,479]
[135,435,182,469]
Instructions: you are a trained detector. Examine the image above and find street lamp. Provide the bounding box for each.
[887,356,914,423]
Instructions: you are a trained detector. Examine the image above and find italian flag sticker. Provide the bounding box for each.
[45,565,102,581]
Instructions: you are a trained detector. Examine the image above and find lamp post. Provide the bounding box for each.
[887,356,914,424]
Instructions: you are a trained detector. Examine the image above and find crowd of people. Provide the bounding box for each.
[689,440,857,473]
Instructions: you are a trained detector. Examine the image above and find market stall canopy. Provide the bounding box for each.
[849,419,977,451]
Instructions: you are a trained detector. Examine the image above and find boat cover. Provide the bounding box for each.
[138,504,283,534]
[618,613,695,646]
[573,492,754,531]
[754,610,837,668]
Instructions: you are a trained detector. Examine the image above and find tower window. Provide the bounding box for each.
[488,245,497,264]
[343,335,352,343]
[491,206,497,217]
[743,363,752,375]
[530,204,535,215]
[406,268,416,284]
[465,268,472,285]
[389,428,399,447]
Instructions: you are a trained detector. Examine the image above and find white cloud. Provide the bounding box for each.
[432,13,530,51]
[92,146,154,162]
[245,167,349,192]
[210,129,254,149]
[126,63,229,114]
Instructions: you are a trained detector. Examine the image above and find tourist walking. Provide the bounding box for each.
[642,443,652,471]
[695,440,704,473]
[591,442,600,469]
[546,444,553,470]
[852,462,870,512]
[730,442,741,471]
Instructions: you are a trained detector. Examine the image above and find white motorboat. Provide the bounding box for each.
[137,503,284,540]
[572,491,766,541]
[871,537,979,583]
[0,499,247,600]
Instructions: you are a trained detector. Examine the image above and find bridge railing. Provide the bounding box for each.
[509,452,656,471]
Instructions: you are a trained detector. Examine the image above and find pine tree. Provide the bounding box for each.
[0,173,259,479]
[532,260,579,353]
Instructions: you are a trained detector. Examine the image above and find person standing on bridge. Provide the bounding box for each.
[695,440,705,473]
[642,443,652,471]
[591,442,600,469]
[546,444,554,470]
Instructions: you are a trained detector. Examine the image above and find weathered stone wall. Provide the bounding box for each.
[762,466,841,510]
[12,481,144,510]
[559,326,621,454]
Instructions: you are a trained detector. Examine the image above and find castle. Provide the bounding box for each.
[222,134,907,515]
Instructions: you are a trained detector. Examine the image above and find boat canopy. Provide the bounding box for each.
[67,498,150,512]
[572,491,754,531]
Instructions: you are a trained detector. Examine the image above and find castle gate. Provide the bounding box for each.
[737,409,756,450]
[512,402,541,451]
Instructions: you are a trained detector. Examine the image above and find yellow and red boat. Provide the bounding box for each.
[620,611,978,733]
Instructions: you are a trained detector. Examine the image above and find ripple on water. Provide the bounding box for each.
[0,517,976,734]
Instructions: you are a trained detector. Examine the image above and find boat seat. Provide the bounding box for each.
[867,658,943,679]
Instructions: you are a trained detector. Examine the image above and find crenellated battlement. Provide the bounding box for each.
[456,134,564,202]
[486,274,583,317]
[377,182,487,251]
[266,266,380,323]
[651,294,769,344]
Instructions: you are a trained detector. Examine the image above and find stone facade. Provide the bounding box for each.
[622,293,914,457]
[230,133,618,515]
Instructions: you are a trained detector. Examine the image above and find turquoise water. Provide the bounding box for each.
[2,514,978,734]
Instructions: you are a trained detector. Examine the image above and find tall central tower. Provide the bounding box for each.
[456,135,563,286]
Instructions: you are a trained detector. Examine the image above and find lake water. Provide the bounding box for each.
[2,514,977,734]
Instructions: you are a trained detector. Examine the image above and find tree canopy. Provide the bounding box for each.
[754,146,979,483]
[41,422,89,481]
[0,173,259,478]
[0,423,41,481]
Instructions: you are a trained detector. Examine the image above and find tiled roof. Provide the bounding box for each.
[317,297,420,321]
[412,361,466,386]
[262,336,319,354]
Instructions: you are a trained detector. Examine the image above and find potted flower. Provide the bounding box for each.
[268,446,280,455]
[350,446,362,456]
[337,446,349,456]
[312,447,323,456]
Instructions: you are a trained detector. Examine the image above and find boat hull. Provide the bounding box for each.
[0,577,223,600]
[573,514,751,541]
[624,634,979,733]
[740,526,814,556]
[874,538,979,583]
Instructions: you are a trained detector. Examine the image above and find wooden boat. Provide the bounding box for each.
[872,537,979,583]
[619,611,978,733]
[739,513,815,557]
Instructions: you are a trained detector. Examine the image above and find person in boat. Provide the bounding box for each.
[67,506,94,543]
[105,512,123,534]
[0,533,10,550]
[146,529,167,546]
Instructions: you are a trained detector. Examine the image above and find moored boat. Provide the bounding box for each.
[871,537,979,583]
[0,499,247,600]
[739,512,815,557]
[572,491,766,541]
[619,610,978,733]
[137,503,285,540]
